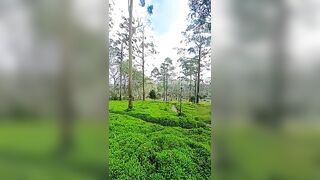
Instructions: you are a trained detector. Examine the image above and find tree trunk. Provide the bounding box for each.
[189,75,192,101]
[124,77,127,98]
[163,73,166,101]
[113,77,117,91]
[119,42,123,101]
[194,74,197,104]
[165,73,168,101]
[128,0,133,110]
[142,28,145,101]
[196,46,201,104]
[58,0,74,154]
[268,0,287,127]
[58,44,74,154]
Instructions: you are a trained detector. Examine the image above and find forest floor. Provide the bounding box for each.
[109,100,212,179]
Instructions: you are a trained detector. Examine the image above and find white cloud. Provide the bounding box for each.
[150,0,188,76]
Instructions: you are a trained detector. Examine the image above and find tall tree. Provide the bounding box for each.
[127,0,134,109]
[56,0,75,154]
[160,58,174,101]
[109,55,119,92]
[178,57,198,102]
[139,23,156,101]
[127,0,153,109]
[111,15,135,100]
[109,0,115,29]
[150,67,163,97]
[231,0,288,127]
[180,0,211,104]
[151,67,160,82]
[134,19,157,101]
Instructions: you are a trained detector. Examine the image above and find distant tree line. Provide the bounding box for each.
[109,0,211,107]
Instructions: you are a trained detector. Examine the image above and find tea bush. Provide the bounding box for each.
[109,100,211,129]
[109,101,212,179]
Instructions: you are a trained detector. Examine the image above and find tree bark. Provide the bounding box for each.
[128,0,133,110]
[119,42,123,100]
[124,77,127,98]
[189,75,192,101]
[196,46,201,104]
[163,74,166,101]
[113,77,117,90]
[58,0,74,154]
[165,72,168,101]
[194,74,197,104]
[268,0,287,127]
[142,28,145,101]
[58,43,74,154]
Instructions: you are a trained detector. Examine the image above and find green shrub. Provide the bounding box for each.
[149,90,157,100]
[110,95,119,100]
[189,96,195,102]
[109,101,210,129]
[108,101,212,179]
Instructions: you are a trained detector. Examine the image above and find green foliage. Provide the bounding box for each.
[190,96,195,102]
[109,101,210,129]
[149,90,156,100]
[110,94,119,100]
[109,101,212,179]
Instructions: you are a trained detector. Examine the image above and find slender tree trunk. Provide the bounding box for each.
[59,43,74,154]
[142,28,145,101]
[119,42,123,101]
[165,74,168,101]
[124,77,127,98]
[268,0,287,127]
[179,86,182,114]
[58,0,74,154]
[163,73,166,101]
[194,74,197,104]
[113,77,117,92]
[57,0,74,154]
[128,0,133,110]
[163,80,165,101]
[196,46,201,104]
[189,75,192,101]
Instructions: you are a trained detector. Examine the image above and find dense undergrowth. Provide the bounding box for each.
[109,100,211,129]
[109,100,212,179]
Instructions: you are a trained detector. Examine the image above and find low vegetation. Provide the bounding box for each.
[109,100,212,179]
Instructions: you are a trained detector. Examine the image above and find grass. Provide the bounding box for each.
[215,122,320,180]
[109,100,212,179]
[0,120,106,180]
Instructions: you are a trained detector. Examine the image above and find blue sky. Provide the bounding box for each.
[149,0,180,35]
[111,0,189,75]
